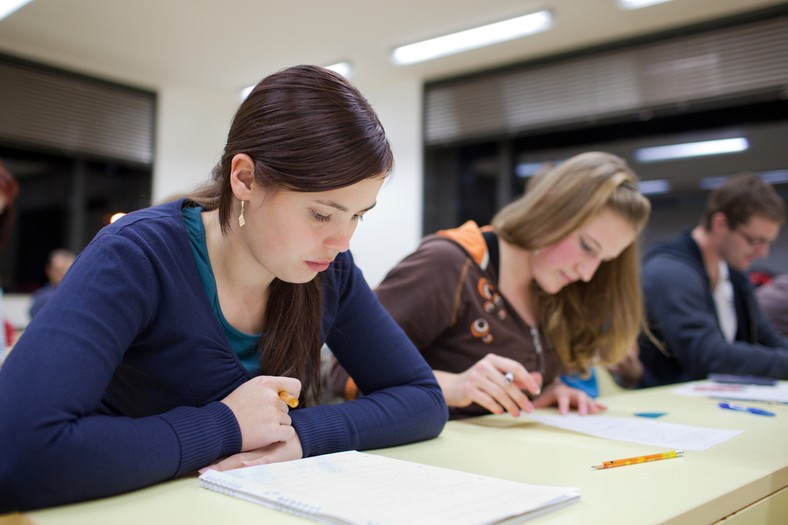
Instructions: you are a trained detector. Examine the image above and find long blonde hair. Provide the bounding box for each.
[492,151,651,374]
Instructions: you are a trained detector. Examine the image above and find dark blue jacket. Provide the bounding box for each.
[0,199,447,511]
[639,230,788,387]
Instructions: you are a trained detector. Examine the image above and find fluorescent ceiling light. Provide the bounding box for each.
[617,0,672,10]
[240,61,352,100]
[325,61,352,78]
[759,169,788,185]
[516,162,548,178]
[515,159,566,178]
[698,175,728,190]
[240,85,254,100]
[635,138,749,163]
[638,179,671,195]
[700,170,788,190]
[0,0,33,21]
[392,10,552,65]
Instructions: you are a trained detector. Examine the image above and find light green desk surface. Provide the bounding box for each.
[24,382,788,525]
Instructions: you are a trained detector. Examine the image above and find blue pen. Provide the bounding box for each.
[718,402,775,417]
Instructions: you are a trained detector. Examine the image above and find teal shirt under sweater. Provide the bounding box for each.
[183,205,260,374]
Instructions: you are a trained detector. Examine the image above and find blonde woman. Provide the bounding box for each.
[329,151,651,419]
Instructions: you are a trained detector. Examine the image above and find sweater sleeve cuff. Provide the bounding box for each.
[291,406,357,457]
[160,401,242,475]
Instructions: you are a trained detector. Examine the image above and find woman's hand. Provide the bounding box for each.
[532,380,606,415]
[435,353,542,416]
[220,375,301,451]
[201,433,304,472]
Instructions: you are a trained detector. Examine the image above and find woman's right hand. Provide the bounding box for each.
[434,354,542,416]
[220,376,302,451]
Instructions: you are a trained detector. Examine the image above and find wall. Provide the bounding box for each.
[348,72,425,287]
[153,87,236,204]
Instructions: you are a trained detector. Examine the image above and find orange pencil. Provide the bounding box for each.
[592,450,684,470]
[278,391,299,408]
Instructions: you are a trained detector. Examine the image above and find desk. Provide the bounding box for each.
[23,383,788,525]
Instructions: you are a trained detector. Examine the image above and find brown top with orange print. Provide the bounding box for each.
[327,220,563,419]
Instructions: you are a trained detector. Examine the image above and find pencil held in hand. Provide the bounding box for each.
[278,390,299,408]
[592,450,683,469]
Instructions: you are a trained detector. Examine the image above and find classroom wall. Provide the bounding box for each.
[153,87,235,204]
[347,72,425,287]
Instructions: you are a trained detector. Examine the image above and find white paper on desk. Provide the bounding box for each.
[673,381,788,403]
[530,414,741,450]
[199,450,580,525]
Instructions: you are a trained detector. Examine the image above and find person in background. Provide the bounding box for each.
[0,65,447,512]
[755,272,788,337]
[604,344,644,390]
[0,162,20,362]
[329,152,651,419]
[638,173,788,387]
[28,248,77,319]
[0,163,18,250]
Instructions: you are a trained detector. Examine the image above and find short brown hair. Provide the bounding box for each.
[701,173,785,230]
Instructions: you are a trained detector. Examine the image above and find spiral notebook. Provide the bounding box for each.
[199,450,579,525]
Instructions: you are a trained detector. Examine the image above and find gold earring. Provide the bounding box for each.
[238,200,246,228]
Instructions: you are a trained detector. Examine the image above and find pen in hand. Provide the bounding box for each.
[279,390,299,408]
[718,402,774,417]
[502,371,541,396]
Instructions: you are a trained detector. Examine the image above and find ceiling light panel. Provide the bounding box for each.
[392,10,553,66]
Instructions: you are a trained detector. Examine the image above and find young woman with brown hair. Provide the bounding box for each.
[0,65,447,512]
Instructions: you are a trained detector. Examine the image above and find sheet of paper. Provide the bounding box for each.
[200,451,580,525]
[673,380,788,403]
[529,414,741,450]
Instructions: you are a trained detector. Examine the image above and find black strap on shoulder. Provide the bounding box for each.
[482,230,500,273]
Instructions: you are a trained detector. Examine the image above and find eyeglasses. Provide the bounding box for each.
[734,228,776,248]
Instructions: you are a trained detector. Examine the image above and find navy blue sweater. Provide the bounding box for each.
[0,199,447,511]
[639,230,788,387]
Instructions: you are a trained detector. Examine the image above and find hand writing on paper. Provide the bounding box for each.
[434,353,542,416]
[220,375,301,451]
[532,380,606,415]
[203,433,304,472]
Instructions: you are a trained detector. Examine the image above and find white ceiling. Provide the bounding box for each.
[0,0,785,95]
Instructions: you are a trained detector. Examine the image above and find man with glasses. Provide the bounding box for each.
[638,173,788,387]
